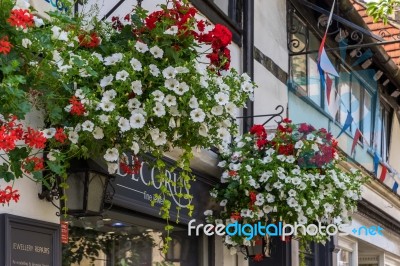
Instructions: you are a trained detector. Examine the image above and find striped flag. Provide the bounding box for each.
[379,165,387,182]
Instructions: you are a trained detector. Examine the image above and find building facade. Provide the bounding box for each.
[1,0,400,265]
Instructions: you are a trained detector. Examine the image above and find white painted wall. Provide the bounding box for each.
[254,0,288,72]
[0,110,59,224]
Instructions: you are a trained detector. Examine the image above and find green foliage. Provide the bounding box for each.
[366,0,400,24]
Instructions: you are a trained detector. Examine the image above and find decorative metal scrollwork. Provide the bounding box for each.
[379,29,400,40]
[287,7,309,53]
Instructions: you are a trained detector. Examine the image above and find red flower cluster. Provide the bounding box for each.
[119,157,142,175]
[230,211,242,221]
[202,24,232,70]
[111,16,124,31]
[0,36,12,55]
[278,143,294,156]
[298,123,315,134]
[23,157,44,173]
[78,32,101,48]
[0,186,19,205]
[250,125,268,149]
[0,117,23,151]
[24,127,46,149]
[69,96,86,116]
[253,253,264,262]
[7,9,34,28]
[55,128,67,143]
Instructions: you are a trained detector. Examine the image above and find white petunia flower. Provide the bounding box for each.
[131,141,140,155]
[307,134,315,141]
[118,117,131,132]
[68,131,79,144]
[98,114,109,123]
[131,80,143,95]
[135,41,149,53]
[149,64,160,77]
[199,123,208,137]
[214,92,229,105]
[204,210,213,216]
[22,38,32,48]
[104,148,119,162]
[107,162,118,174]
[100,75,114,87]
[130,113,145,128]
[47,149,59,161]
[312,143,319,152]
[174,82,189,95]
[128,98,141,110]
[164,95,177,107]
[190,108,205,123]
[33,16,44,27]
[176,66,189,74]
[102,89,117,101]
[241,82,254,93]
[189,96,199,109]
[92,52,103,61]
[82,120,94,132]
[92,127,104,139]
[211,106,223,116]
[217,128,230,142]
[165,78,179,90]
[130,58,142,71]
[162,66,177,79]
[153,102,166,117]
[99,101,116,112]
[220,199,228,207]
[151,90,165,102]
[164,26,178,35]
[295,140,304,149]
[116,70,129,81]
[42,128,56,139]
[51,26,69,42]
[169,117,176,128]
[150,128,167,146]
[150,46,163,58]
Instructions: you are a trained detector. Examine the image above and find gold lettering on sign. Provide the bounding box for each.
[12,243,50,254]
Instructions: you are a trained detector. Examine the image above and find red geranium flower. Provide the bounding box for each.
[54,128,67,143]
[250,125,267,139]
[253,253,264,262]
[0,186,20,205]
[8,9,34,28]
[78,32,101,48]
[69,96,86,116]
[23,128,46,149]
[0,36,12,55]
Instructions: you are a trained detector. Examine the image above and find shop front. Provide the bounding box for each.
[61,154,217,266]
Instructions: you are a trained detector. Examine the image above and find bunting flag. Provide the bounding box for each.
[350,128,362,155]
[337,111,353,138]
[393,182,399,194]
[326,73,333,105]
[317,0,339,110]
[373,152,380,176]
[379,165,387,182]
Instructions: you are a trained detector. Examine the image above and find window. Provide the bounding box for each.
[374,101,392,161]
[338,249,352,266]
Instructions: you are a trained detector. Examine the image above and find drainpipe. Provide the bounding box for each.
[242,0,254,133]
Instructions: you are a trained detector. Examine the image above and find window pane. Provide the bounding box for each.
[291,55,307,93]
[339,70,351,127]
[374,106,382,154]
[308,55,321,106]
[363,91,372,146]
[350,77,361,131]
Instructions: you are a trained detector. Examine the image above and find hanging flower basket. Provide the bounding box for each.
[207,119,367,257]
[0,0,255,250]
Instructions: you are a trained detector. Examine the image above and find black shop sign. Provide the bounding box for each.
[0,214,60,266]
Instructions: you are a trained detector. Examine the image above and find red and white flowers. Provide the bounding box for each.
[207,120,366,252]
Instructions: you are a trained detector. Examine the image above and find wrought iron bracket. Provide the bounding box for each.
[236,105,284,126]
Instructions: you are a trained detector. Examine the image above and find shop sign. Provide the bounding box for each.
[0,214,61,266]
[109,153,216,223]
[61,221,68,244]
